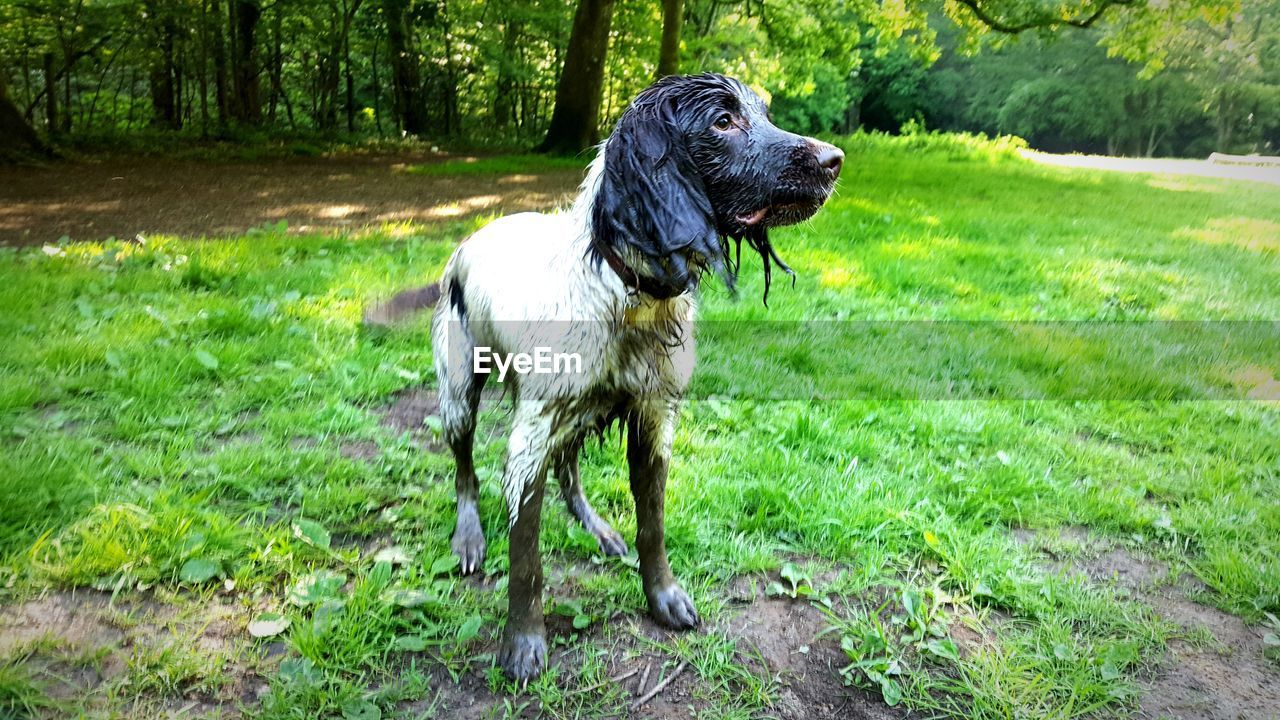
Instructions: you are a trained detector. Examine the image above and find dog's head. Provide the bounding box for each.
[591,73,842,302]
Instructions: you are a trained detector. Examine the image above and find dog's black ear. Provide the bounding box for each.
[591,93,727,297]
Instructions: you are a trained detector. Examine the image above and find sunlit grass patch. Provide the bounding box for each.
[840,126,1029,163]
[1175,216,1280,255]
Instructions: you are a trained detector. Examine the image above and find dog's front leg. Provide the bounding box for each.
[627,403,700,630]
[497,401,553,682]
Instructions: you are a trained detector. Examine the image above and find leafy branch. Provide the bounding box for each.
[952,0,1136,34]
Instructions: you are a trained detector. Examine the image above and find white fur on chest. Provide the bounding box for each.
[444,210,696,405]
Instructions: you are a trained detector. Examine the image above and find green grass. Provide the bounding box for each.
[1,132,1278,718]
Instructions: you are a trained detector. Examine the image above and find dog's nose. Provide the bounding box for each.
[816,145,844,178]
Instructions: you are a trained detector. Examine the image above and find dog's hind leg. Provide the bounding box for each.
[446,376,486,575]
[497,400,554,682]
[434,293,488,575]
[555,448,628,557]
[627,401,700,630]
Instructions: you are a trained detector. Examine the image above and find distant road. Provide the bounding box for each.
[1021,150,1280,187]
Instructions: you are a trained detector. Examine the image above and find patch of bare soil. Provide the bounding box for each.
[396,572,904,720]
[1019,527,1280,720]
[378,385,510,452]
[722,579,904,720]
[404,589,906,717]
[288,434,382,461]
[377,386,448,456]
[0,152,582,245]
[0,589,271,717]
[1,569,904,717]
[379,386,441,438]
[208,389,448,463]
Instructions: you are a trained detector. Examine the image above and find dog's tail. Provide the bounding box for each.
[362,283,442,326]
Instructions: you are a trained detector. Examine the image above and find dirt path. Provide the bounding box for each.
[0,153,583,246]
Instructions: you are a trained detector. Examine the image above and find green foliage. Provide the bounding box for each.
[832,605,907,705]
[841,126,1028,162]
[923,26,1242,156]
[771,63,854,135]
[5,0,1273,157]
[765,561,819,599]
[1264,613,1280,665]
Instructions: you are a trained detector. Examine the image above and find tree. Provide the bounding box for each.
[0,0,1270,156]
[381,0,426,134]
[657,0,681,77]
[0,69,49,160]
[538,0,615,154]
[230,0,262,124]
[211,0,229,125]
[145,0,182,129]
[921,1,1277,157]
[1166,0,1280,151]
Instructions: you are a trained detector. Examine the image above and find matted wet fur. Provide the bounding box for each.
[370,74,842,681]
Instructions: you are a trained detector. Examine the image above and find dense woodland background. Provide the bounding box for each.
[1,0,1277,160]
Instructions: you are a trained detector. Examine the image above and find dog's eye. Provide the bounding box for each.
[713,113,734,131]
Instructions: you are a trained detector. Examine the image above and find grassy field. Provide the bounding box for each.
[1,133,1278,719]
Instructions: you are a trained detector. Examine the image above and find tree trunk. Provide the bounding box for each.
[493,19,520,128]
[149,7,181,129]
[61,54,72,134]
[371,34,384,135]
[1216,91,1235,152]
[0,72,50,160]
[316,2,340,130]
[211,0,229,125]
[381,0,427,134]
[43,53,60,136]
[657,0,682,78]
[177,40,187,127]
[268,7,282,123]
[538,0,615,154]
[319,52,339,129]
[199,0,211,136]
[441,3,458,135]
[344,31,356,133]
[231,0,261,124]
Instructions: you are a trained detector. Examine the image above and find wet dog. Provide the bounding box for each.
[370,74,841,680]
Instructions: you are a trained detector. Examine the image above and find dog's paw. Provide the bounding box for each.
[648,584,700,630]
[498,632,547,683]
[569,499,629,558]
[593,525,629,557]
[451,509,486,575]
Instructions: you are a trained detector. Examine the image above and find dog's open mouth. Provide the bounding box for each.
[735,207,770,225]
[734,199,824,228]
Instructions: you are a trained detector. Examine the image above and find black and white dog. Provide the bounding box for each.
[372,74,841,680]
